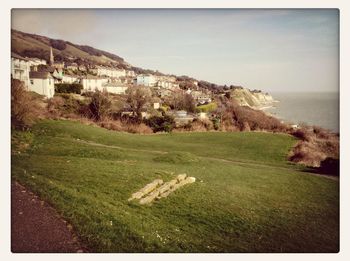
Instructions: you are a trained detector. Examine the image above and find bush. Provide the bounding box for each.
[196,102,217,113]
[217,102,287,133]
[146,115,175,133]
[89,91,112,121]
[288,141,326,167]
[291,128,313,142]
[11,79,40,130]
[55,83,83,94]
[125,123,153,134]
[99,119,152,134]
[317,157,339,176]
[185,119,214,132]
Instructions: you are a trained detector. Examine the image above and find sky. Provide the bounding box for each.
[11,9,339,93]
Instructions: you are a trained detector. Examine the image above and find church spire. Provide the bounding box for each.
[49,47,54,65]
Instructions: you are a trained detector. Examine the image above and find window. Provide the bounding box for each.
[49,79,51,85]
[30,79,33,85]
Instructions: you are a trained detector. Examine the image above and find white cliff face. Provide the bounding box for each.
[231,88,276,109]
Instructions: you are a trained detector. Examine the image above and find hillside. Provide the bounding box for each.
[11,29,128,69]
[11,119,339,252]
[11,29,275,103]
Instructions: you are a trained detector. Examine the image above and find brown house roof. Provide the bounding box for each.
[11,52,29,61]
[29,71,53,79]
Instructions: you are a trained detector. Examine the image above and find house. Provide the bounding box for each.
[136,74,157,87]
[80,76,109,92]
[27,57,47,67]
[11,52,31,88]
[78,65,87,71]
[102,82,129,94]
[190,90,212,104]
[126,70,135,77]
[66,63,78,71]
[167,110,194,127]
[153,102,160,109]
[156,80,179,89]
[29,71,55,98]
[91,66,126,78]
[62,74,79,84]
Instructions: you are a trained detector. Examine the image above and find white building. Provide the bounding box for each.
[91,66,126,78]
[29,71,55,98]
[102,82,129,94]
[62,74,79,84]
[136,74,157,87]
[126,70,135,77]
[11,53,31,88]
[27,57,47,67]
[80,76,109,92]
[66,63,78,71]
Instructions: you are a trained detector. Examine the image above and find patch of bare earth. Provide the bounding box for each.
[11,181,88,253]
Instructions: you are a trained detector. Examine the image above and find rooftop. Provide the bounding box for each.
[29,71,53,79]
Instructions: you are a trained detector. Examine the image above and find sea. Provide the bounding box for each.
[264,92,339,133]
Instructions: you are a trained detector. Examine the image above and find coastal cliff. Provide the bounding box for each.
[230,88,276,109]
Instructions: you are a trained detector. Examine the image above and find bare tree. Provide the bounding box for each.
[126,86,152,122]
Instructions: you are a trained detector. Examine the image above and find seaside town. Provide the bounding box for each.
[9,9,340,254]
[11,47,219,126]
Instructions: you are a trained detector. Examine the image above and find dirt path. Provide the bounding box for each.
[11,181,88,253]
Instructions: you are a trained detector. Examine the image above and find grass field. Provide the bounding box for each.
[11,119,339,252]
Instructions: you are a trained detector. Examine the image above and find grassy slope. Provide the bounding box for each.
[11,120,339,253]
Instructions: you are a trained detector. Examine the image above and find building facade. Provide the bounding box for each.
[80,76,109,91]
[29,71,55,98]
[11,53,31,88]
[136,74,157,87]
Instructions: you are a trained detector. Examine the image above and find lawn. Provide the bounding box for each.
[11,119,339,252]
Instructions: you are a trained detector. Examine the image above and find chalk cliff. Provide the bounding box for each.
[231,88,276,109]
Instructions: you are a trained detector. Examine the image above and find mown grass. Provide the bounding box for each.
[11,119,339,252]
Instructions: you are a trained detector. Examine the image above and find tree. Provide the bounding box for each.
[89,90,112,121]
[126,86,152,122]
[168,91,196,113]
[146,115,175,133]
[11,79,39,130]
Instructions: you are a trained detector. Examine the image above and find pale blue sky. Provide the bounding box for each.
[12,9,339,92]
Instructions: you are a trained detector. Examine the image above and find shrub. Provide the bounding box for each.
[216,102,287,133]
[288,141,326,167]
[89,91,112,121]
[55,83,83,94]
[47,96,65,118]
[317,157,339,176]
[186,119,214,132]
[125,123,153,134]
[291,128,313,142]
[99,119,124,132]
[99,119,152,134]
[11,79,39,130]
[196,102,217,113]
[146,115,175,133]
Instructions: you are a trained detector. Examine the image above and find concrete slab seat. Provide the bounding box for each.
[128,174,196,205]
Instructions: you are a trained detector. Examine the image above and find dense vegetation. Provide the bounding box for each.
[54,83,83,94]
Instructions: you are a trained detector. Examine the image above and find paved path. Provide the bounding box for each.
[11,181,87,253]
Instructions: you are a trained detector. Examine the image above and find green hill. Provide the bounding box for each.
[11,29,127,68]
[11,120,339,252]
